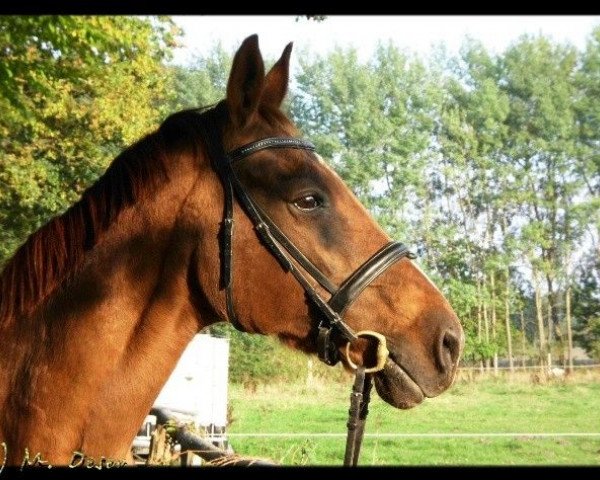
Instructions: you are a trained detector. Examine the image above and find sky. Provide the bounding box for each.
[171,15,600,65]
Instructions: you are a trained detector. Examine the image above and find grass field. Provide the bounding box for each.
[226,371,600,465]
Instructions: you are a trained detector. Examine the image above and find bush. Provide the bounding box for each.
[207,323,348,386]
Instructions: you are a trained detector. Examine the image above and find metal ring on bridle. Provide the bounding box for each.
[344,331,389,374]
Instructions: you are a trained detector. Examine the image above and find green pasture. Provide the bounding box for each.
[226,373,600,465]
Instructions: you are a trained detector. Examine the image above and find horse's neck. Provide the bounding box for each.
[0,155,217,464]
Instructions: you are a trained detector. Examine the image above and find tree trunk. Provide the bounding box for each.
[505,269,514,372]
[483,297,490,372]
[545,275,560,351]
[565,286,574,373]
[533,270,547,369]
[490,272,498,376]
[520,311,527,369]
[547,301,553,368]
[477,277,484,374]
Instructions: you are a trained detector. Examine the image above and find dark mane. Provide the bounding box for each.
[0,105,222,327]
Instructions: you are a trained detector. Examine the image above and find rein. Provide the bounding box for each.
[200,109,415,465]
[344,366,373,466]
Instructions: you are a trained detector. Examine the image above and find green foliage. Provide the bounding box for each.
[208,323,347,385]
[290,44,437,242]
[166,42,232,112]
[0,16,180,266]
[575,26,600,239]
[210,323,297,384]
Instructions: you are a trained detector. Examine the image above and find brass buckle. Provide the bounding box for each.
[345,331,389,373]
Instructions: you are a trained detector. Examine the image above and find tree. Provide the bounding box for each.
[166,42,232,112]
[435,39,512,370]
[290,43,437,243]
[573,28,600,358]
[0,16,180,266]
[501,35,587,366]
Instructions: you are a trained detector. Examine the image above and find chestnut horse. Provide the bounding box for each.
[0,35,463,466]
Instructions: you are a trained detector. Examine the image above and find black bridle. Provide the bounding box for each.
[211,137,414,366]
[200,110,415,465]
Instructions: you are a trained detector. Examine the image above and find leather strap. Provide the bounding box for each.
[344,367,373,466]
[329,242,415,315]
[228,137,315,162]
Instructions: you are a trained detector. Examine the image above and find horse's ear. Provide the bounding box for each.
[262,42,293,108]
[226,34,265,127]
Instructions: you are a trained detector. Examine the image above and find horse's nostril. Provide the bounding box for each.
[442,330,461,365]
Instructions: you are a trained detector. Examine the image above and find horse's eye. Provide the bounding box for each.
[293,194,323,211]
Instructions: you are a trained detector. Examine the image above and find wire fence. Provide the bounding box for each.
[227,432,600,438]
[458,363,600,371]
[226,364,600,443]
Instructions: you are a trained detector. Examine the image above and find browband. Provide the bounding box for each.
[228,138,315,162]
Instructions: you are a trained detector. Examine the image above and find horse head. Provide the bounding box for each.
[187,35,464,409]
